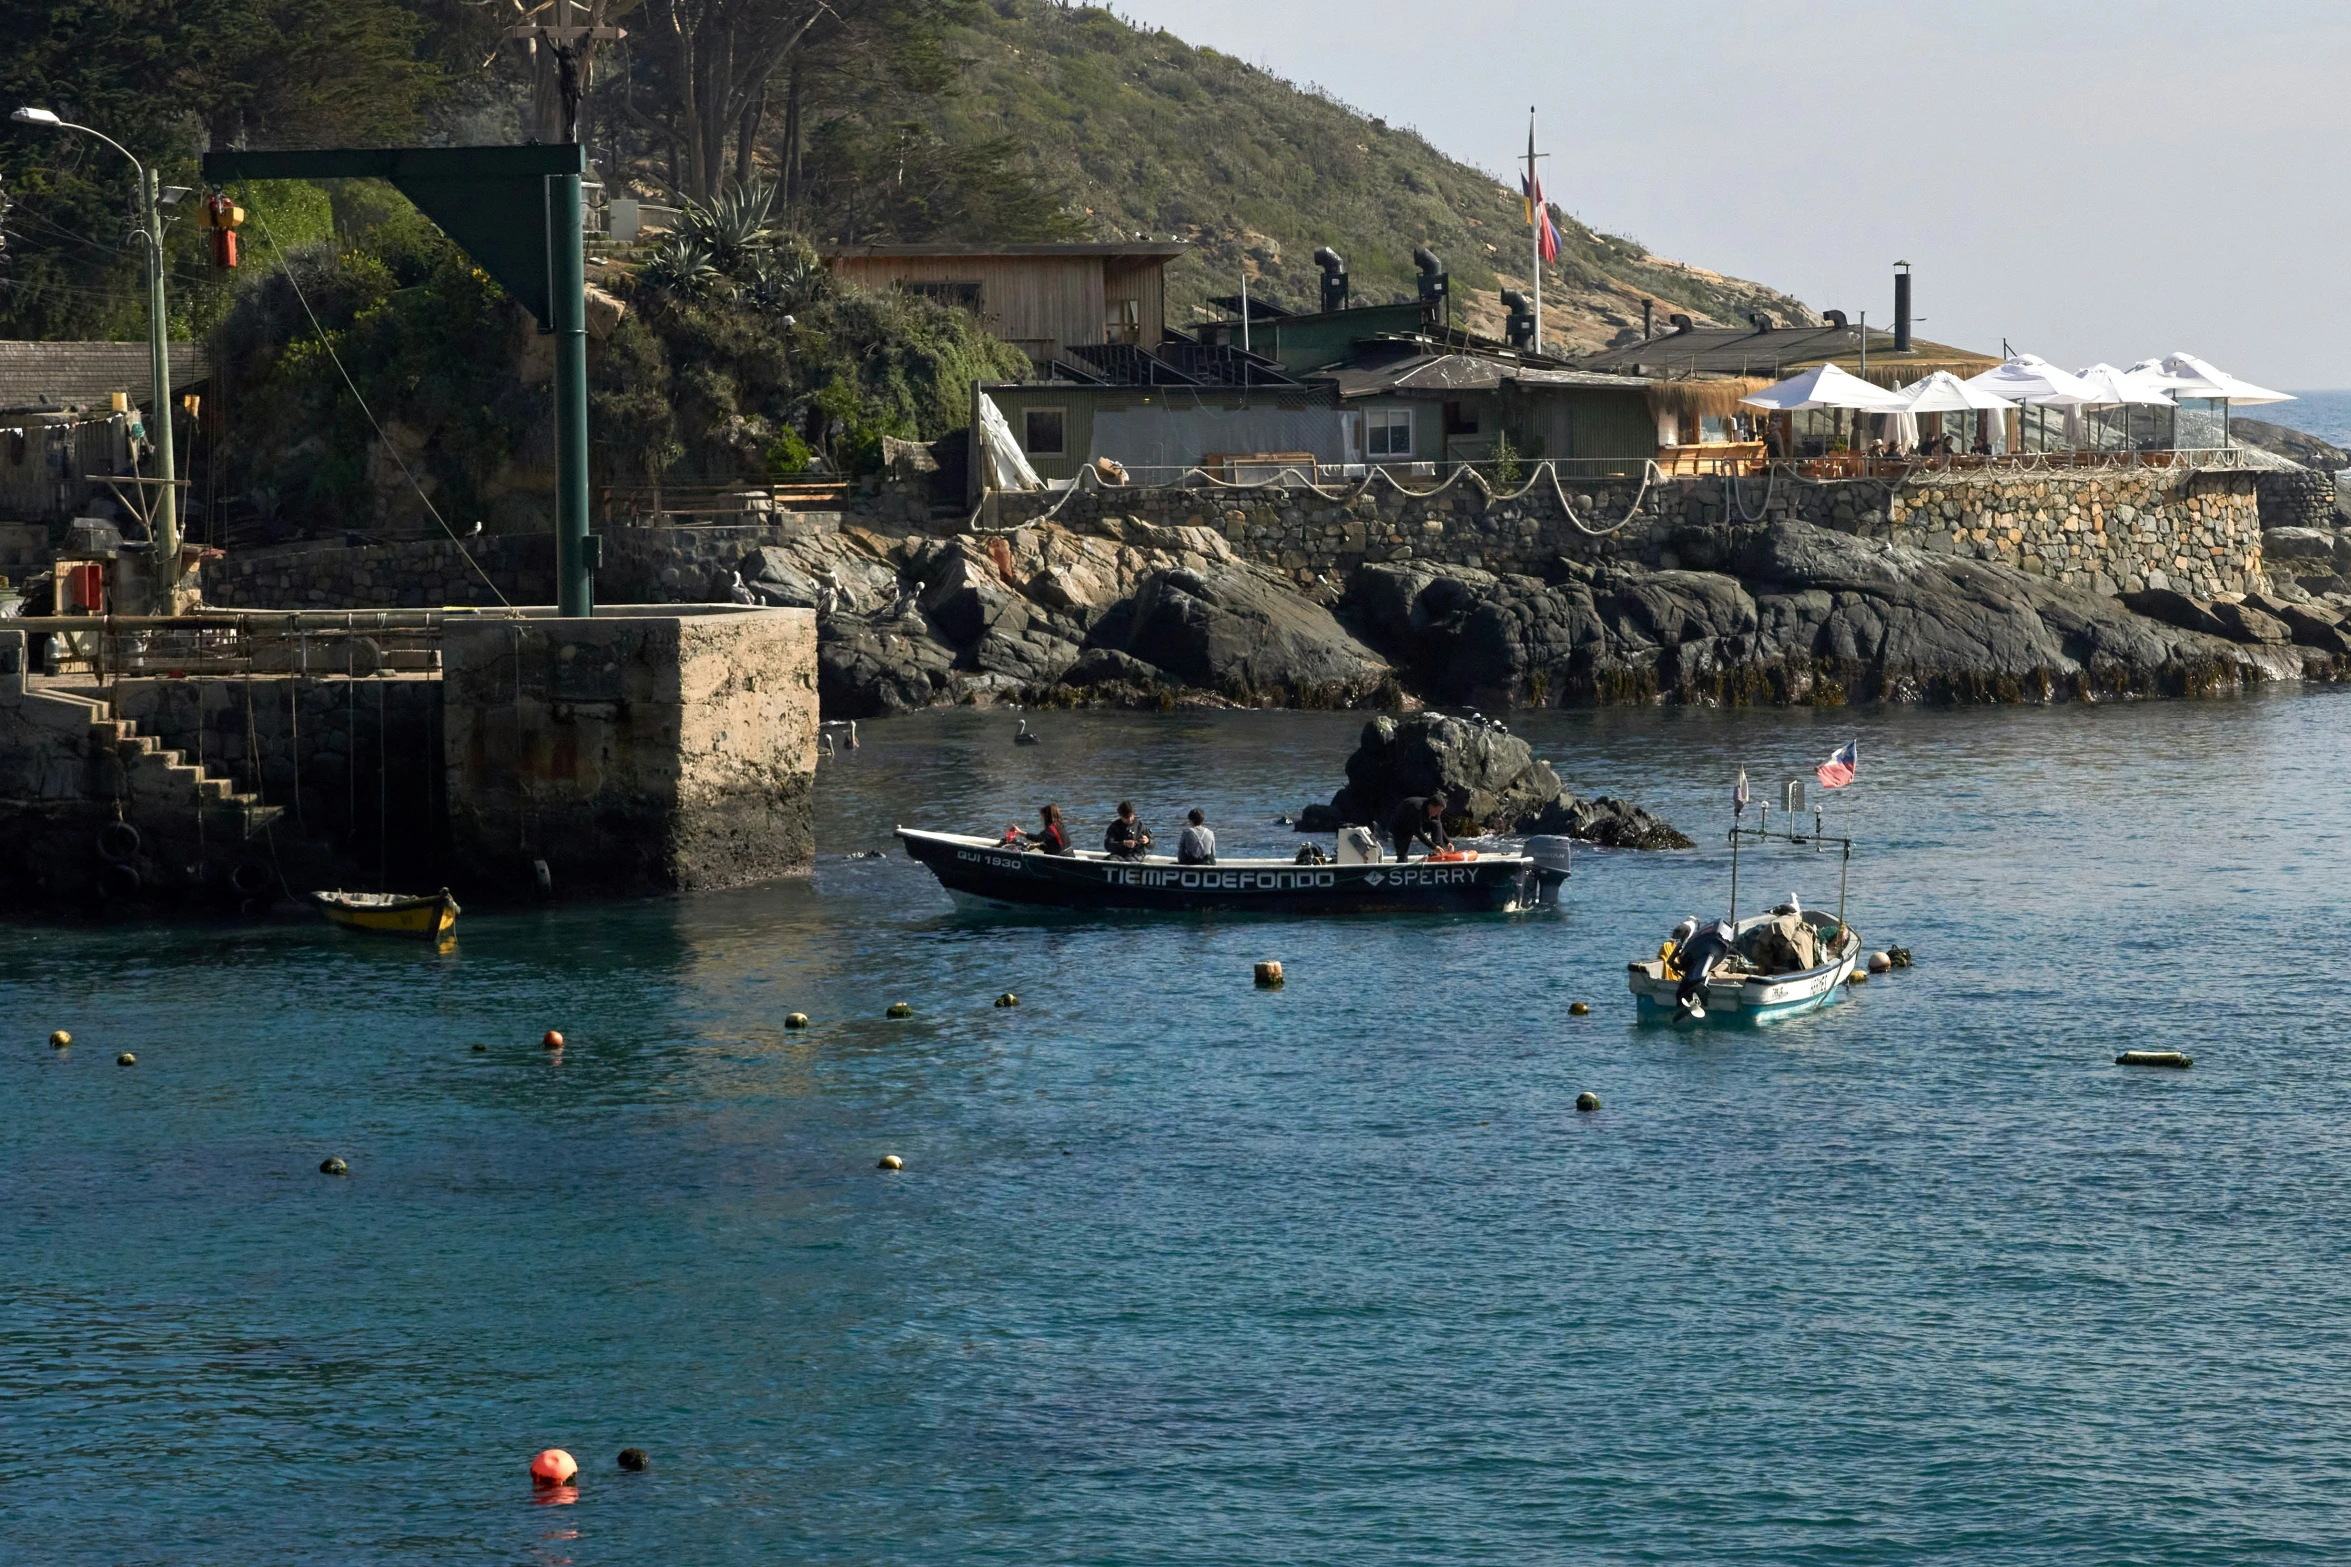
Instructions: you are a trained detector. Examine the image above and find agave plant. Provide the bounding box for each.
[636,237,725,302]
[740,246,827,316]
[676,182,779,273]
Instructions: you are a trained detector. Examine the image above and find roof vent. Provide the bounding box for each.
[1500,289,1535,351]
[1823,309,1848,329]
[1413,246,1448,304]
[1668,313,1693,335]
[1313,246,1349,312]
[1749,312,1774,332]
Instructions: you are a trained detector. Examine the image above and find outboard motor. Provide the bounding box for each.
[1525,834,1573,905]
[1501,289,1536,350]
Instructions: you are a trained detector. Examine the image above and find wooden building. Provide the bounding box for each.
[822,242,1184,365]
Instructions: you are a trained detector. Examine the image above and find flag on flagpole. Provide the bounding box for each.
[1733,767,1750,815]
[1519,170,1562,264]
[1816,740,1858,789]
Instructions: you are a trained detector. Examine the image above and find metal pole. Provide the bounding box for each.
[1728,820,1739,928]
[1527,107,1541,355]
[143,166,179,612]
[551,163,592,617]
[1240,271,1250,355]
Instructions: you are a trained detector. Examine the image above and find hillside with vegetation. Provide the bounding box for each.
[0,0,1819,540]
[910,3,1816,352]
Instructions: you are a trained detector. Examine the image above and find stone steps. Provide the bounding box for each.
[86,707,282,830]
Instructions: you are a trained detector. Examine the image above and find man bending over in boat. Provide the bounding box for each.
[1104,802,1152,861]
[1387,796,1451,862]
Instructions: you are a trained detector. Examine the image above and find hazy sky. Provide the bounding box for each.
[1108,1,2351,388]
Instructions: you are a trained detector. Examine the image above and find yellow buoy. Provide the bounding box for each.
[877,1153,904,1170]
[784,1012,810,1029]
[1568,1002,1590,1017]
[116,1052,136,1067]
[48,1030,70,1049]
[886,1002,913,1019]
[1845,971,1868,985]
[319,1156,348,1176]
[1254,961,1284,987]
[1575,1091,1601,1112]
[995,993,1019,1008]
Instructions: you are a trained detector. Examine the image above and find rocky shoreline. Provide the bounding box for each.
[724,509,2351,720]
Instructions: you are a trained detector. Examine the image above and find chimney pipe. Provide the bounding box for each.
[1642,298,1653,340]
[1313,246,1349,312]
[1893,261,1912,352]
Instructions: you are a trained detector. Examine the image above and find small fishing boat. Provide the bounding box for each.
[307,888,461,940]
[1628,906,1861,1025]
[895,827,1570,914]
[1629,784,1861,1026]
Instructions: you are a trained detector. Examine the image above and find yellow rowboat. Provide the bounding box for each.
[307,888,461,940]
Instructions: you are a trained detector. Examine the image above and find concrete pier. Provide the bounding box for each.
[0,604,816,913]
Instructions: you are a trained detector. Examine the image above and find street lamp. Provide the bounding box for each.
[12,106,182,611]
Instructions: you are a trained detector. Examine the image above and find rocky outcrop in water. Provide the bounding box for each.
[1295,713,1691,849]
[1342,517,2333,708]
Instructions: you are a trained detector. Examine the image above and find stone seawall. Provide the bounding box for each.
[995,466,2270,601]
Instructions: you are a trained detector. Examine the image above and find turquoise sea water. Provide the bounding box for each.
[7,694,2351,1564]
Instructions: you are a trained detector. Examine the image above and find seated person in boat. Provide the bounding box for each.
[1004,803,1074,855]
[1104,801,1152,861]
[1176,809,1216,865]
[1659,917,1698,979]
[1388,795,1451,861]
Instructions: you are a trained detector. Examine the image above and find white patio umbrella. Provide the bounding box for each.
[2073,363,2173,453]
[1893,371,2016,412]
[1738,362,1909,411]
[2157,352,2293,406]
[1962,354,2097,406]
[2073,364,2175,406]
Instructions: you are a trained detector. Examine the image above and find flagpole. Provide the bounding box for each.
[1527,107,1541,354]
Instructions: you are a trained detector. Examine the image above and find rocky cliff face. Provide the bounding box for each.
[657,509,2348,722]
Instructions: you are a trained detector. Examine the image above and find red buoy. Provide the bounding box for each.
[530,1448,578,1488]
[542,1030,564,1050]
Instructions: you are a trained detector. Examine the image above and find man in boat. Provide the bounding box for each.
[1674,918,1737,1017]
[1176,809,1216,865]
[1104,802,1152,861]
[1387,795,1452,862]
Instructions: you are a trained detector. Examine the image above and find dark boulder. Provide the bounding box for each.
[2209,598,2292,645]
[2120,587,2229,638]
[1058,647,1166,688]
[1096,564,1390,704]
[818,612,959,718]
[1308,712,1687,849]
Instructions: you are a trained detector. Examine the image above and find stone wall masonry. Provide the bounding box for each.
[993,464,2270,600]
[109,675,443,873]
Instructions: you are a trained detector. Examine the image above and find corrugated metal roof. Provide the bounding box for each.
[0,341,209,411]
[1330,352,1650,399]
[1576,322,1995,382]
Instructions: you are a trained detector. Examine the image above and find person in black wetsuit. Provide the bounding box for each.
[1021,803,1072,855]
[1387,795,1450,861]
[1103,801,1151,860]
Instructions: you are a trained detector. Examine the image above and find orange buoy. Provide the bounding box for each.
[530,1448,579,1488]
[541,1030,564,1050]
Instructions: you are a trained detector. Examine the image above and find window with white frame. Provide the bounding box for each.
[1366,407,1413,458]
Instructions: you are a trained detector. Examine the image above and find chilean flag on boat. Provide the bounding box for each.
[1816,740,1858,789]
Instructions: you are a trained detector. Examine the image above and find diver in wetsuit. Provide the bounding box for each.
[1104,801,1151,860]
[1674,918,1737,1017]
[1388,796,1451,861]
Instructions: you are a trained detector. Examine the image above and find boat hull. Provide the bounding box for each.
[897,829,1544,914]
[309,890,460,939]
[1628,916,1860,1026]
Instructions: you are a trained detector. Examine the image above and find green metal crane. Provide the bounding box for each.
[201,143,597,617]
